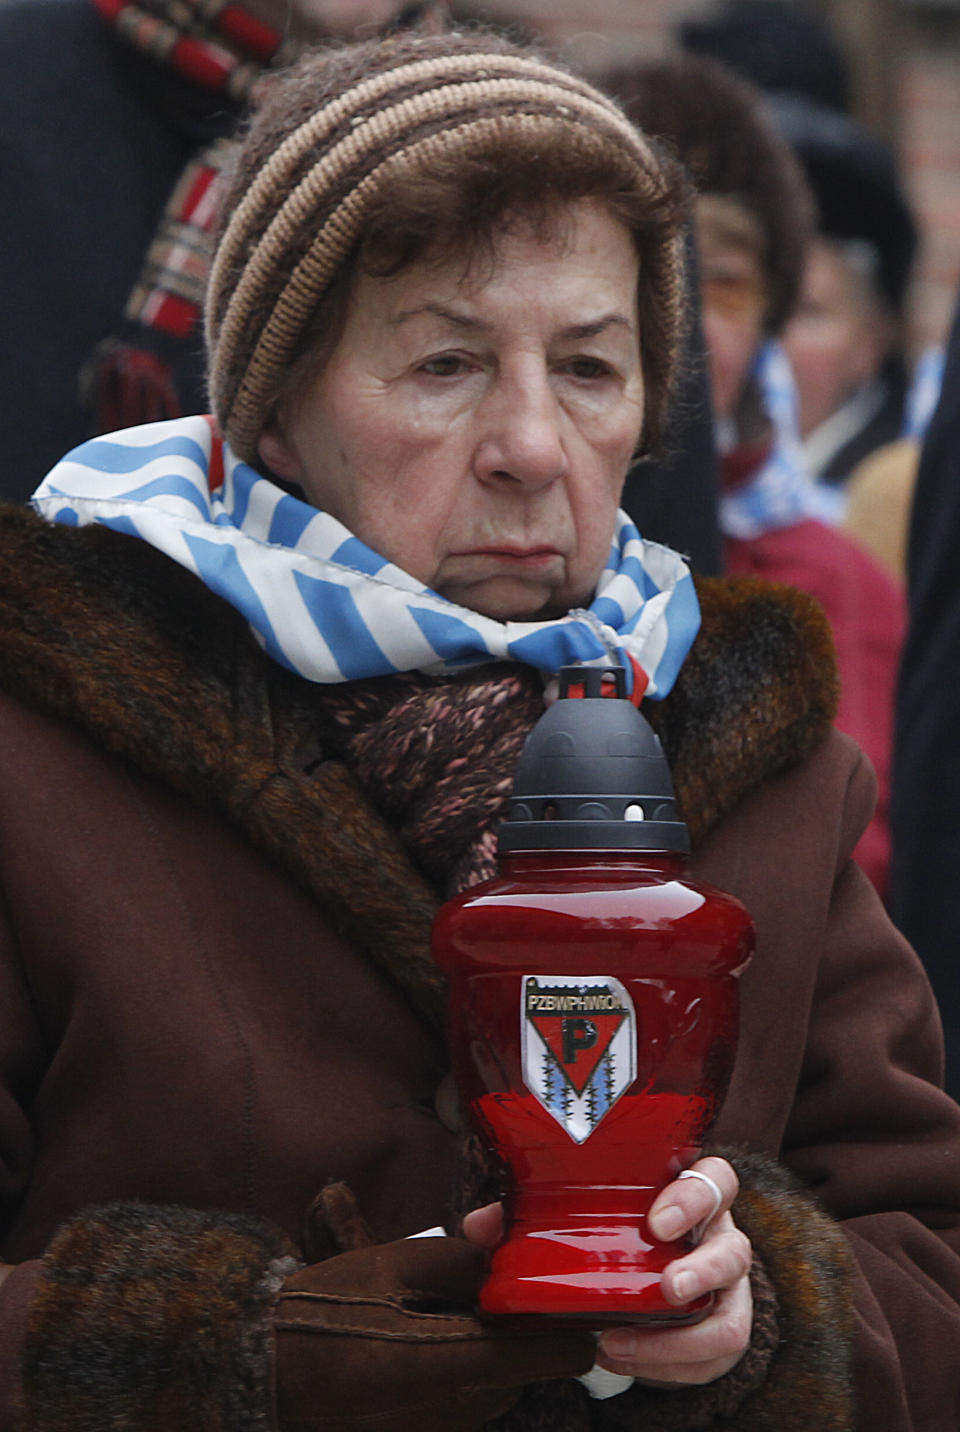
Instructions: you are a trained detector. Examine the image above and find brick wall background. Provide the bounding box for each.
[461,0,960,356]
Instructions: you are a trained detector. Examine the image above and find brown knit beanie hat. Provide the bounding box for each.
[204,28,690,466]
[601,53,814,336]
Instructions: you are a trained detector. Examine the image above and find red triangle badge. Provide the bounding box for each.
[529,1011,626,1096]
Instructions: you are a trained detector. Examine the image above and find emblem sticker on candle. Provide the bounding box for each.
[522,975,637,1143]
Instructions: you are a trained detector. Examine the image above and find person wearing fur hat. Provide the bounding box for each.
[0,25,957,1432]
[601,52,907,903]
[774,95,920,489]
[677,0,922,490]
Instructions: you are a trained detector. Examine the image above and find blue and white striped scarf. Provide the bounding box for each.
[719,341,846,539]
[32,416,700,702]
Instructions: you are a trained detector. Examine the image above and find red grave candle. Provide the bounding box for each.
[432,667,754,1326]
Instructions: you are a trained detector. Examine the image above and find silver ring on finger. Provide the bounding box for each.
[678,1167,724,1222]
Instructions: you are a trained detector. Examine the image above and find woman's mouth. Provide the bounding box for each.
[434,548,568,619]
[453,546,561,566]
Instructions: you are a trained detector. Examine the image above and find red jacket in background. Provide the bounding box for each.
[726,517,906,900]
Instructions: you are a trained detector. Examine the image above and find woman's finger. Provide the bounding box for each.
[647,1156,739,1242]
[461,1201,505,1249]
[596,1264,754,1384]
[658,1215,752,1306]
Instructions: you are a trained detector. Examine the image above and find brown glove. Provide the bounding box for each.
[273,1234,597,1431]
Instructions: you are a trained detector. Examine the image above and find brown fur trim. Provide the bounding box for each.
[717,1147,856,1431]
[649,576,839,846]
[16,1202,301,1431]
[0,512,838,1041]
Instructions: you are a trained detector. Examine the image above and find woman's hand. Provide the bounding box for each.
[273,1232,596,1431]
[463,1155,753,1390]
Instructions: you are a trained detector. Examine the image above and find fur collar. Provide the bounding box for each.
[0,507,838,1037]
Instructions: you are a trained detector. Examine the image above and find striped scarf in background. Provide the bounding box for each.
[719,341,846,539]
[82,0,449,435]
[82,0,298,434]
[32,416,701,705]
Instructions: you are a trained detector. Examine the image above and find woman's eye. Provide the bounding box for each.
[563,357,613,380]
[419,353,469,377]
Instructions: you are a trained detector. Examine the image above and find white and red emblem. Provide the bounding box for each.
[521,975,636,1142]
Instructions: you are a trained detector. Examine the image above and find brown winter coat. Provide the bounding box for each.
[0,507,958,1430]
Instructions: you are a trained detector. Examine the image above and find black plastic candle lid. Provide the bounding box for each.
[498,666,690,853]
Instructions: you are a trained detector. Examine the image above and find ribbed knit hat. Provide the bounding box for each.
[204,29,688,466]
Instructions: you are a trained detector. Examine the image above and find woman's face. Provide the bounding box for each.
[260,199,645,622]
[781,238,892,439]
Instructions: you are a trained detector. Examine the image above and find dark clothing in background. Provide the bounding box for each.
[0,0,237,498]
[892,288,960,1098]
[623,288,722,576]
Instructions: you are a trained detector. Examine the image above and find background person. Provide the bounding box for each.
[775,95,920,490]
[0,0,447,500]
[678,0,854,115]
[601,52,907,900]
[678,0,927,501]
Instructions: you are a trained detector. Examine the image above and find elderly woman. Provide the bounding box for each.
[0,27,957,1432]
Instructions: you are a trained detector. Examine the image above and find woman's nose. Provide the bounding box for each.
[473,372,569,490]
